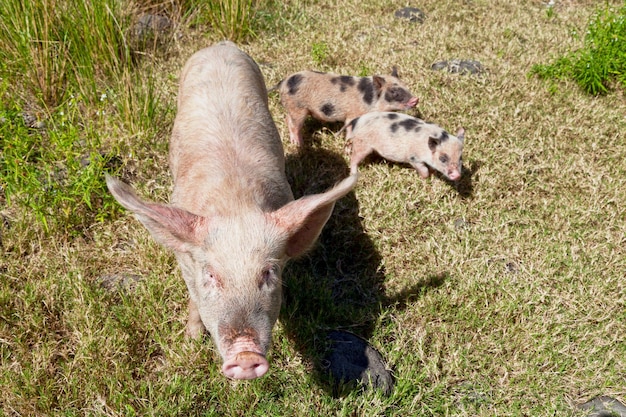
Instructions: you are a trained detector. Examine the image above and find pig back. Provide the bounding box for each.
[169,41,293,216]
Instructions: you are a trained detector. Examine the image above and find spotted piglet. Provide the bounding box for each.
[277,69,418,146]
[347,112,464,181]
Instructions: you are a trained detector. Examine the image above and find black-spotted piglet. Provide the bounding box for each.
[277,68,418,146]
[347,112,464,181]
[106,41,357,380]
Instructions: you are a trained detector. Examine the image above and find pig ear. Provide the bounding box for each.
[373,75,385,91]
[428,136,440,151]
[270,174,358,258]
[105,174,208,252]
[391,66,399,78]
[456,127,465,142]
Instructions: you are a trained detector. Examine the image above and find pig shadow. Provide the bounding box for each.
[280,146,447,396]
[435,159,482,199]
[301,119,345,146]
[455,159,481,199]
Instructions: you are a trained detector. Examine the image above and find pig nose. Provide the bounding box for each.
[222,351,269,379]
[448,171,461,181]
[406,96,419,108]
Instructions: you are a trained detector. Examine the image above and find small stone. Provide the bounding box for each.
[21,112,37,128]
[132,14,172,41]
[99,273,142,292]
[505,261,518,274]
[394,7,426,24]
[454,218,469,231]
[431,59,484,75]
[578,396,626,417]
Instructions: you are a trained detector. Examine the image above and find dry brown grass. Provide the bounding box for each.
[1,0,625,415]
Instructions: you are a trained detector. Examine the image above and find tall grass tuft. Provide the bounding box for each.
[0,0,132,108]
[193,0,260,42]
[531,1,626,95]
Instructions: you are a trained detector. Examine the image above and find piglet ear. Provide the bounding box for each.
[106,174,208,253]
[270,174,358,258]
[373,75,385,92]
[428,136,440,151]
[391,66,399,78]
[456,127,465,142]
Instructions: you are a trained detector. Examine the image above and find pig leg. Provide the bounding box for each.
[286,110,308,146]
[410,160,431,178]
[185,298,206,339]
[349,139,373,174]
[343,138,353,156]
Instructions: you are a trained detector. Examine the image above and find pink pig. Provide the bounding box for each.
[106,41,357,380]
[347,112,464,181]
[276,69,418,146]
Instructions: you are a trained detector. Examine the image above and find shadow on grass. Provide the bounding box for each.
[439,159,481,199]
[281,146,447,397]
[298,118,345,147]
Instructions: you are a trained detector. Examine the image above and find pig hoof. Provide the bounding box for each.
[222,351,269,379]
[344,140,353,155]
[184,322,206,339]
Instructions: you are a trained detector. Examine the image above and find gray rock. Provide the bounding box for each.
[322,330,394,396]
[132,14,172,41]
[21,112,37,128]
[454,218,469,231]
[99,273,142,292]
[394,7,426,24]
[578,396,626,417]
[431,59,484,75]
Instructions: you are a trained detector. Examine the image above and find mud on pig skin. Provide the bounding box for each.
[106,41,358,380]
[347,111,464,181]
[276,68,418,146]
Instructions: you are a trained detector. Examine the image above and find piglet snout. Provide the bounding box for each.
[447,170,461,181]
[222,351,269,379]
[406,96,419,108]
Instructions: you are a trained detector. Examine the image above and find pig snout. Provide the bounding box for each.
[447,169,461,181]
[222,351,269,379]
[406,96,419,108]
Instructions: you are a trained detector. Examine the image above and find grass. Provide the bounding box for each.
[1,0,626,415]
[531,1,626,95]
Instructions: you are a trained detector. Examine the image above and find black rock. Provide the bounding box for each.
[322,330,394,396]
[431,59,484,75]
[394,7,426,24]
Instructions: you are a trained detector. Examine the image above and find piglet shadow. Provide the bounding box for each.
[434,159,482,199]
[301,119,345,146]
[280,145,447,396]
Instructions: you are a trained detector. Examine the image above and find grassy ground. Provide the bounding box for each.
[1,0,625,415]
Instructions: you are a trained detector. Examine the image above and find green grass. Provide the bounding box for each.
[0,94,119,234]
[531,1,626,95]
[1,0,626,415]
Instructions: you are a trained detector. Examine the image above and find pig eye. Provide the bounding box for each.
[439,154,449,164]
[201,266,220,288]
[384,86,410,103]
[260,266,278,288]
